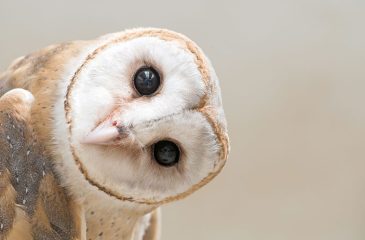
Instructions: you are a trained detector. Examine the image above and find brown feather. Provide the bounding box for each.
[0,90,82,240]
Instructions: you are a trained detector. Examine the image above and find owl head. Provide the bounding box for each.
[54,28,229,207]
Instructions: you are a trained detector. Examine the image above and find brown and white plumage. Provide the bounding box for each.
[0,89,83,240]
[0,28,229,240]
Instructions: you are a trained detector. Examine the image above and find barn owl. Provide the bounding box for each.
[0,28,229,240]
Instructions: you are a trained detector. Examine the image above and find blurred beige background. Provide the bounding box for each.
[1,0,365,239]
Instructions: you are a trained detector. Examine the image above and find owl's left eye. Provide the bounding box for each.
[133,67,160,96]
[153,140,180,167]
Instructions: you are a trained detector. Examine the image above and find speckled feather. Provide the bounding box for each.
[0,90,82,240]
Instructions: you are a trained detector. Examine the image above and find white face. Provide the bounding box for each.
[59,29,229,204]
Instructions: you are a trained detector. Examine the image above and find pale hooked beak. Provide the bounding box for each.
[81,118,124,145]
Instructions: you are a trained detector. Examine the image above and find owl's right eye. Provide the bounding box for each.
[133,67,160,96]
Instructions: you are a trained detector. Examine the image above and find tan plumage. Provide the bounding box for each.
[0,28,229,240]
[0,89,82,240]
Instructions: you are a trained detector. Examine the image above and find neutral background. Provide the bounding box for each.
[1,1,364,239]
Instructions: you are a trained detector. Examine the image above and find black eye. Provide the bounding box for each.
[153,140,180,167]
[133,67,160,96]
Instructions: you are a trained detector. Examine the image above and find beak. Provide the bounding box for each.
[81,118,121,145]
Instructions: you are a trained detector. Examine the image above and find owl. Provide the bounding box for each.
[0,28,229,240]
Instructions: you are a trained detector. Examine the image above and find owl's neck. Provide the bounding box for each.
[50,147,156,240]
[82,193,152,240]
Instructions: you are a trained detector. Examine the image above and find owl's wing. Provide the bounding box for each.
[0,51,44,95]
[0,41,86,97]
[0,89,84,240]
